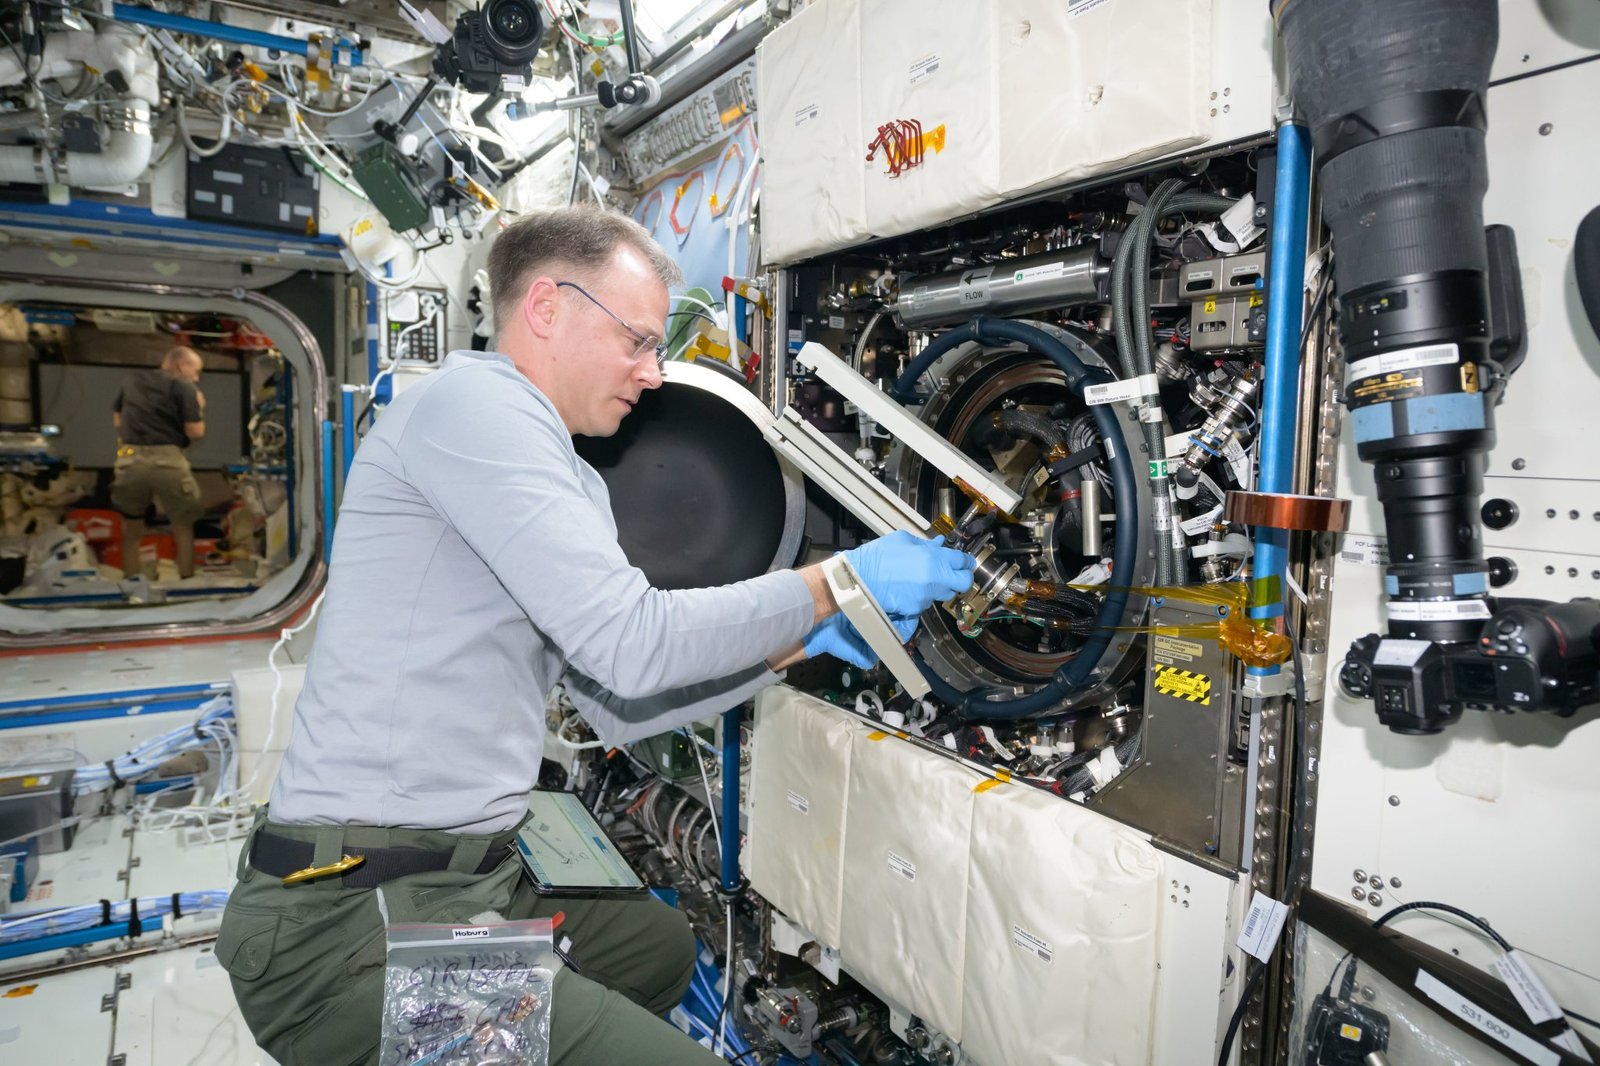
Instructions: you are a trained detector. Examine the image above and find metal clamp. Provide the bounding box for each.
[281,853,366,886]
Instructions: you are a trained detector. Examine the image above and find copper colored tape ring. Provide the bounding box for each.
[1224,491,1351,532]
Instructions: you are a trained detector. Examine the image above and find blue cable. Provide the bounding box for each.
[5,695,234,795]
[0,890,231,945]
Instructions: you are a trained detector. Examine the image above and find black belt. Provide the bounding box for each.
[250,830,513,888]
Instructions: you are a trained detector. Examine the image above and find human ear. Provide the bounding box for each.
[522,276,561,339]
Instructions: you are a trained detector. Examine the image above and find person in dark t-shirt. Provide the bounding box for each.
[111,346,207,579]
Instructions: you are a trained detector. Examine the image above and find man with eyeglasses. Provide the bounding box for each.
[221,206,975,1065]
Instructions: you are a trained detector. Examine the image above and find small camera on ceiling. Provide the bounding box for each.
[433,0,545,95]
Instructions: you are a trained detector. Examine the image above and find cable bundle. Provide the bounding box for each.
[0,890,230,946]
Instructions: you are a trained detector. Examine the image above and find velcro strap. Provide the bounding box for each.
[1047,443,1105,479]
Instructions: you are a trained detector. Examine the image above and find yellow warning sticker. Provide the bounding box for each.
[1203,298,1217,314]
[1153,665,1212,705]
[1460,361,1479,394]
[1152,634,1206,665]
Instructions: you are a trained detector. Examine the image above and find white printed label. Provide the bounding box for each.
[827,315,846,330]
[1493,950,1563,1026]
[908,53,941,86]
[1387,599,1492,621]
[452,927,492,941]
[1181,506,1223,536]
[1346,343,1460,383]
[1012,261,1067,284]
[1220,194,1264,250]
[793,103,819,127]
[1236,891,1289,963]
[958,267,993,306]
[1011,925,1053,963]
[1068,0,1114,17]
[1165,432,1194,458]
[1084,372,1159,407]
[212,170,244,185]
[1224,437,1252,486]
[1340,534,1389,566]
[1415,970,1560,1066]
[886,850,917,883]
[786,790,811,815]
[1373,639,1432,667]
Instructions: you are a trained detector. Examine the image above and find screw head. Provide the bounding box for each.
[1353,868,1367,882]
[1547,509,1558,518]
[1369,875,1383,889]
[1352,886,1367,900]
[1512,458,1527,470]
[1389,876,1402,888]
[1539,122,1554,135]
[1388,795,1401,807]
[1368,892,1384,906]
[1570,568,1581,579]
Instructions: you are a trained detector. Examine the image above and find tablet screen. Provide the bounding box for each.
[515,790,646,894]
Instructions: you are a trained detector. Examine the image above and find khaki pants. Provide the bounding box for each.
[109,445,204,524]
[219,814,726,1066]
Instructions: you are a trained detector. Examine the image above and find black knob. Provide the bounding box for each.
[1487,556,1518,587]
[1481,498,1518,530]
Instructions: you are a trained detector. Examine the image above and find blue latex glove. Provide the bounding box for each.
[803,613,876,669]
[803,612,923,670]
[841,531,977,616]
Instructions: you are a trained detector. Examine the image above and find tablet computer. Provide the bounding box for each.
[515,789,648,897]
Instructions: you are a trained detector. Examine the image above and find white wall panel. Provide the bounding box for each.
[998,0,1214,201]
[746,686,864,948]
[839,727,974,1042]
[962,779,1163,1066]
[856,3,1000,239]
[755,0,867,264]
[1313,51,1600,1022]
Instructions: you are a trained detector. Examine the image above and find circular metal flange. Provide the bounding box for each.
[886,320,1155,714]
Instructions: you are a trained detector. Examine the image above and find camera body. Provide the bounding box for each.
[1340,598,1600,734]
[434,0,544,94]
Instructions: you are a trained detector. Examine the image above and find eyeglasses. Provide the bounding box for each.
[556,281,666,369]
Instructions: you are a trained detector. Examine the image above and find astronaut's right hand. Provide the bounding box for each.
[840,530,976,616]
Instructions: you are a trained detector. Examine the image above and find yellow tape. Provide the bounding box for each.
[973,778,1003,793]
[867,731,888,741]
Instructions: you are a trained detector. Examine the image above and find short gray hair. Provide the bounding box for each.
[487,207,682,333]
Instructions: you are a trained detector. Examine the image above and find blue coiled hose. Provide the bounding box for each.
[892,317,1141,719]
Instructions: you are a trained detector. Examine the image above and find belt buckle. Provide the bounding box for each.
[281,853,366,886]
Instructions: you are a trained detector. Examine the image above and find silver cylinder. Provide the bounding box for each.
[1080,477,1102,557]
[894,245,1107,329]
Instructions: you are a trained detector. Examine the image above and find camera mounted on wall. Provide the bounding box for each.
[433,0,544,95]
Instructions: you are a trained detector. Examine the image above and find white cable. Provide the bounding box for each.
[576,161,606,205]
[671,292,723,318]
[174,97,232,158]
[257,77,379,119]
[226,590,326,805]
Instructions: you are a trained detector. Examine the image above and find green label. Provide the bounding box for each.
[1148,458,1171,478]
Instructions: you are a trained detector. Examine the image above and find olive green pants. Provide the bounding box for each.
[219,814,726,1066]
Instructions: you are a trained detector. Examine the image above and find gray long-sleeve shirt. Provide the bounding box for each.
[270,350,815,833]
